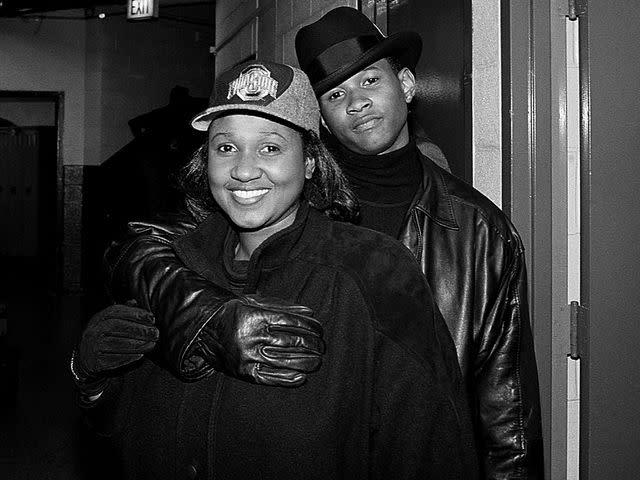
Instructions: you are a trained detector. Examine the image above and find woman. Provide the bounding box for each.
[75,60,476,479]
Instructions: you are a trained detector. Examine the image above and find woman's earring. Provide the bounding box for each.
[305,158,316,179]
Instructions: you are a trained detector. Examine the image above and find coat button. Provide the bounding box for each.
[186,463,198,479]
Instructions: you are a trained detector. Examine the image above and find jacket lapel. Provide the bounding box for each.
[412,152,459,231]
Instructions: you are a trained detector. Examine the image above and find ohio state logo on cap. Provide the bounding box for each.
[227,65,279,102]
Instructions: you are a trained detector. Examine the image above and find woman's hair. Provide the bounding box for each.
[176,127,360,224]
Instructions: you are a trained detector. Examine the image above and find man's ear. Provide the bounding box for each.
[397,67,417,104]
[304,157,316,179]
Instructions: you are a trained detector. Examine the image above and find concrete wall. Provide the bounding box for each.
[84,8,213,166]
[214,0,356,74]
[0,17,88,166]
[0,8,213,167]
[471,0,502,208]
[0,6,214,291]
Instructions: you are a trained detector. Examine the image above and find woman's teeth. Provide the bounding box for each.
[232,189,269,199]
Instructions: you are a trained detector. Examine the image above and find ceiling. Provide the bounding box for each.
[0,1,123,17]
[0,1,208,17]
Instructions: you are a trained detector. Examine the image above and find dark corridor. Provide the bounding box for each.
[0,87,206,479]
[0,287,104,479]
[0,122,101,477]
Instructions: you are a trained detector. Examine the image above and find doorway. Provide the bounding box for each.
[0,91,63,294]
[361,0,472,182]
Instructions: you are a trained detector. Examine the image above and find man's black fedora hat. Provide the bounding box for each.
[295,6,422,95]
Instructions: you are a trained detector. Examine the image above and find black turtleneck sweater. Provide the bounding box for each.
[337,141,422,239]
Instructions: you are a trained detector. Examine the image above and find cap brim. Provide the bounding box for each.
[190,105,287,131]
[312,31,422,96]
[191,106,230,131]
[190,105,313,133]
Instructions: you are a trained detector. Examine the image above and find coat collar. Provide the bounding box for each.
[172,201,321,288]
[412,151,459,231]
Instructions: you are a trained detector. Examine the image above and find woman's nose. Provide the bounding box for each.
[230,152,262,181]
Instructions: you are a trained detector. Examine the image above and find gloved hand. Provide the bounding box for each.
[198,295,325,388]
[71,303,159,395]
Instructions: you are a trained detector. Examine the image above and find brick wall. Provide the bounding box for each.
[62,164,111,294]
[471,0,502,207]
[214,0,357,74]
[62,166,84,292]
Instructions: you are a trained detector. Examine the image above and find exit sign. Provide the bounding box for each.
[127,0,159,21]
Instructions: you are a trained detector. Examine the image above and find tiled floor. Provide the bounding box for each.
[0,275,107,479]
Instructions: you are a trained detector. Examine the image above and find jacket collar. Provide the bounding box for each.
[173,202,321,287]
[412,150,459,230]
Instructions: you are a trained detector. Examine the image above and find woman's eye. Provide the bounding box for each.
[216,144,236,153]
[260,145,281,154]
[363,76,379,86]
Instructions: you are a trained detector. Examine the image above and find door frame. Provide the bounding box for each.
[502,1,569,478]
[0,90,64,292]
[360,0,473,182]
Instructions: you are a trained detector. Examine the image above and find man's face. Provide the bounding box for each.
[319,59,415,155]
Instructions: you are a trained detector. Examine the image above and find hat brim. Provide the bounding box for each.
[191,105,260,131]
[190,105,314,133]
[311,31,422,96]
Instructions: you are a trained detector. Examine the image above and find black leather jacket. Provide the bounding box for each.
[399,153,543,479]
[104,150,542,479]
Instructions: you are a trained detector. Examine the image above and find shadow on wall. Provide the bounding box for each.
[82,86,207,294]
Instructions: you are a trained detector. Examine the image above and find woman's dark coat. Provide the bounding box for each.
[106,149,542,478]
[94,204,477,479]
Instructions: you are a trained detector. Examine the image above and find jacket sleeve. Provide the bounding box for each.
[475,237,544,480]
[103,212,237,381]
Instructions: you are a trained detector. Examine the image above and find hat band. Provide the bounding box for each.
[305,34,380,87]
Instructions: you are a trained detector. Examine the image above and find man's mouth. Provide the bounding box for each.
[352,115,381,133]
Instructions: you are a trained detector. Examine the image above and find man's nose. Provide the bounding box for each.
[231,152,262,181]
[346,92,372,114]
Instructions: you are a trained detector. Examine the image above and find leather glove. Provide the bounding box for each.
[198,295,325,388]
[71,304,159,396]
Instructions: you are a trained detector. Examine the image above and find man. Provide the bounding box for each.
[294,9,543,478]
[102,6,542,478]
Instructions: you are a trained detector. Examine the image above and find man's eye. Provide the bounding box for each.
[327,90,343,101]
[363,77,379,86]
[216,144,236,153]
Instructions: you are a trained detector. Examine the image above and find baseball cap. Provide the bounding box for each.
[191,60,320,134]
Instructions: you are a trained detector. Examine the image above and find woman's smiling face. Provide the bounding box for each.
[207,114,313,236]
